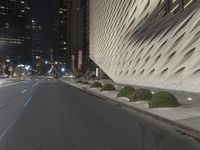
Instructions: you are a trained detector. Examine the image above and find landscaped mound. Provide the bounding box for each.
[128,89,152,101]
[135,89,153,100]
[128,91,141,101]
[75,80,83,83]
[82,81,90,85]
[90,82,103,88]
[148,91,180,108]
[101,84,115,91]
[117,86,135,98]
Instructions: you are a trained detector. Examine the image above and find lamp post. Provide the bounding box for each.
[6,59,13,77]
[61,68,65,76]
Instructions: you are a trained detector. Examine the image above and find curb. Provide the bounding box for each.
[62,80,200,140]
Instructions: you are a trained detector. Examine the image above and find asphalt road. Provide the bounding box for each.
[0,79,199,150]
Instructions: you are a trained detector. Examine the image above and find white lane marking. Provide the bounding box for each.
[21,89,28,94]
[0,118,16,140]
[32,81,40,87]
[24,96,32,108]
[0,80,29,89]
[0,96,33,141]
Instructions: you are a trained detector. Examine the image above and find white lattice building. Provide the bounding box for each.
[89,0,200,92]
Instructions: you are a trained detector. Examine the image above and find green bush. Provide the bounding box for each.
[148,91,180,108]
[135,89,153,100]
[128,91,143,101]
[128,88,152,101]
[82,81,90,85]
[117,86,135,98]
[90,82,103,88]
[75,80,83,83]
[101,84,115,91]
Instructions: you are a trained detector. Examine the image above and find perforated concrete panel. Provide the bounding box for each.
[89,0,200,93]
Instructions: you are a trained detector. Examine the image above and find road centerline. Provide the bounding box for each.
[21,89,28,94]
[32,81,40,87]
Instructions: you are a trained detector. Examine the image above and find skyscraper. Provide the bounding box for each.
[55,0,92,72]
[83,0,96,71]
[32,19,42,74]
[0,0,32,66]
[70,0,85,71]
[55,0,72,67]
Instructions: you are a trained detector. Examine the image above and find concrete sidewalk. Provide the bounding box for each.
[0,78,13,86]
[61,79,200,139]
[0,78,27,88]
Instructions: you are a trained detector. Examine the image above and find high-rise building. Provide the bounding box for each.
[89,0,200,92]
[83,0,96,71]
[70,0,85,71]
[55,0,94,72]
[32,19,42,74]
[0,0,32,66]
[55,0,72,67]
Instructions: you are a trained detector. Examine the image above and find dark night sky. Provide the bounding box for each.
[32,0,55,51]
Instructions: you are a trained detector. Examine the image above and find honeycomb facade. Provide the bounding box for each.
[89,0,200,92]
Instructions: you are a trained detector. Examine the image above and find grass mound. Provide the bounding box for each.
[128,88,152,101]
[101,84,115,91]
[117,86,135,98]
[148,91,180,108]
[75,80,83,83]
[82,81,90,85]
[135,89,153,100]
[90,82,103,88]
[128,91,141,101]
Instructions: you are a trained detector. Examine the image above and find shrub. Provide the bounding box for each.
[128,88,152,101]
[117,86,135,98]
[82,81,90,85]
[148,91,180,108]
[128,91,143,101]
[75,80,83,83]
[135,89,153,100]
[90,82,103,88]
[101,84,115,91]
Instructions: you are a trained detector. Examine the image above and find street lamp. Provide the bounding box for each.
[25,65,30,71]
[61,68,65,76]
[61,68,65,72]
[6,59,12,77]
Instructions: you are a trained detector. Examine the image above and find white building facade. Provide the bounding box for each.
[89,0,200,93]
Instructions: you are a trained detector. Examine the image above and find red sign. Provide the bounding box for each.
[78,50,83,70]
[71,55,75,71]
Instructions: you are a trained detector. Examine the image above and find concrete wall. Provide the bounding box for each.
[89,0,200,93]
